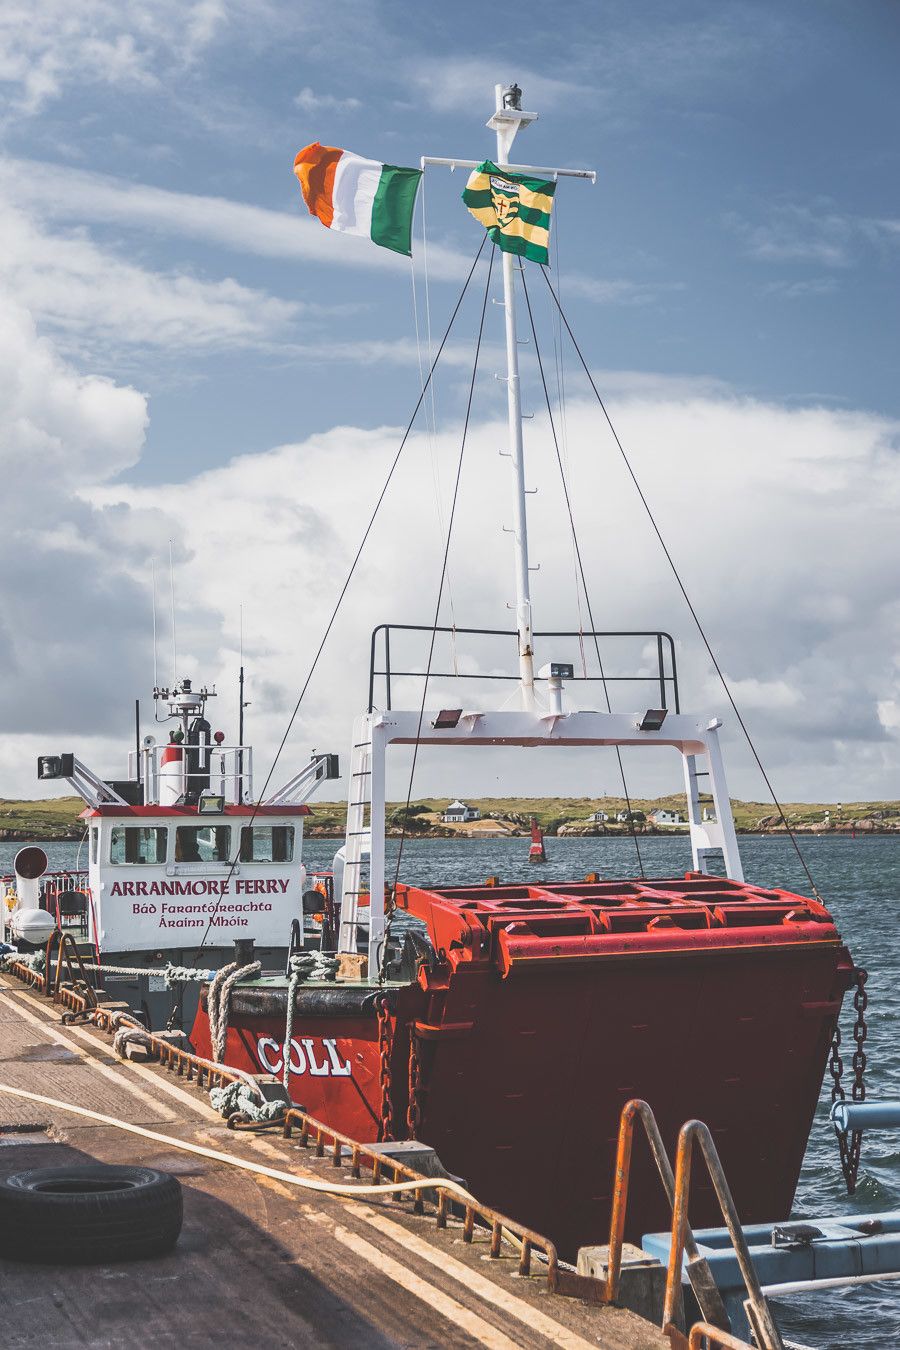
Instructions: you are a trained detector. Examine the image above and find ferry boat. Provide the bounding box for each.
[13,677,339,1027]
[16,84,855,1259]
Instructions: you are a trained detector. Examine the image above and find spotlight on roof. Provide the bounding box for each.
[549,662,574,680]
[638,708,668,732]
[432,709,463,730]
[198,791,226,814]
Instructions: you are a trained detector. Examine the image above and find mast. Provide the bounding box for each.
[489,84,538,710]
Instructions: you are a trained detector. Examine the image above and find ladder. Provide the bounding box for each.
[338,715,373,953]
[682,723,744,881]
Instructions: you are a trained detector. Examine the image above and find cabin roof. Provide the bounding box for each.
[80,804,311,819]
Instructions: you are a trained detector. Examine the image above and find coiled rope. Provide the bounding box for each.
[281,951,340,1089]
[209,1080,286,1124]
[207,960,261,1062]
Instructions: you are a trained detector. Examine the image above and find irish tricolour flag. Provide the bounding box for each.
[293,143,422,257]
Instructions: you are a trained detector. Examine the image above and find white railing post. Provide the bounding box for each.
[367,719,386,973]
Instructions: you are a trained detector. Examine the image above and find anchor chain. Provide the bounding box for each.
[407,1030,423,1140]
[830,966,868,1194]
[375,993,394,1142]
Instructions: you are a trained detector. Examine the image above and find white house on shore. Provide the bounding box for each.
[588,810,610,823]
[648,809,683,827]
[443,800,480,824]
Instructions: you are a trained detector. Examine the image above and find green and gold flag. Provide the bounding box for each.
[462,160,556,264]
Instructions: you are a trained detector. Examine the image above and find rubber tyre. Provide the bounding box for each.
[0,1164,183,1264]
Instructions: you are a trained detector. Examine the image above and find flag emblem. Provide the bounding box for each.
[489,174,520,227]
[463,160,557,264]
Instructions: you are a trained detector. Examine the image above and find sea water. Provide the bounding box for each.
[2,831,896,1348]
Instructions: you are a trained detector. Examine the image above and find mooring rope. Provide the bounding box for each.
[209,1080,286,1124]
[281,951,340,1089]
[207,960,261,1062]
[0,1081,486,1204]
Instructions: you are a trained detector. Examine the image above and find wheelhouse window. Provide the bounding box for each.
[91,827,99,864]
[239,825,294,863]
[175,825,232,863]
[109,827,167,865]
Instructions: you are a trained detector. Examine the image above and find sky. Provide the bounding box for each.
[0,0,898,809]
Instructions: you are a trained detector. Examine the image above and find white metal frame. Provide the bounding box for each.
[339,703,744,966]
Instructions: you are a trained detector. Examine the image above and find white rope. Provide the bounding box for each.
[112,1024,154,1058]
[0,951,44,972]
[0,1081,482,1205]
[281,951,339,1089]
[209,1080,285,1123]
[207,960,261,1062]
[78,961,216,985]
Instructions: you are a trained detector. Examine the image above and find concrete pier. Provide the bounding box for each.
[0,972,668,1349]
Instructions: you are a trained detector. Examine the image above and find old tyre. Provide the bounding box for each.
[0,1164,183,1264]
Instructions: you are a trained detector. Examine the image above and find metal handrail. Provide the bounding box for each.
[665,1120,784,1350]
[688,1324,753,1350]
[605,1099,729,1330]
[368,623,680,713]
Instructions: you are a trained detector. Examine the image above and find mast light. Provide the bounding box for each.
[432,709,463,730]
[639,708,668,732]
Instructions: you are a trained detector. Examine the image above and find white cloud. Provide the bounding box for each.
[0,1,239,114]
[0,199,301,355]
[729,202,900,269]
[762,277,839,300]
[294,87,361,114]
[0,294,167,783]
[412,60,583,114]
[65,385,900,808]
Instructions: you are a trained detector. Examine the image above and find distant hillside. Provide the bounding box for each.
[0,797,86,840]
[5,794,896,841]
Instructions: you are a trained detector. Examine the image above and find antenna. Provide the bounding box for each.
[168,538,177,683]
[151,558,159,688]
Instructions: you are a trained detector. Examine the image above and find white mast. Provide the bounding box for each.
[489,84,538,710]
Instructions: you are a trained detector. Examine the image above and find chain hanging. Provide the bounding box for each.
[375,992,394,1142]
[407,1030,423,1140]
[829,967,868,1194]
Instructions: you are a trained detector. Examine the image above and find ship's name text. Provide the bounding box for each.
[109,879,290,897]
[256,1036,352,1078]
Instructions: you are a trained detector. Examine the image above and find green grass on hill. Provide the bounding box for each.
[2,794,898,839]
[0,797,86,838]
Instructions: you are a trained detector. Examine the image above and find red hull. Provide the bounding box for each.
[192,873,852,1256]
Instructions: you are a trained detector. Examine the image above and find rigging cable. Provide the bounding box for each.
[383,244,497,974]
[538,266,823,901]
[191,234,489,959]
[409,212,457,633]
[549,204,587,677]
[520,268,646,876]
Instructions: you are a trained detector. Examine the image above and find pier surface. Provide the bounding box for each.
[0,974,667,1349]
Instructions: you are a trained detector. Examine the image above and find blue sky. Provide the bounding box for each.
[1,0,899,803]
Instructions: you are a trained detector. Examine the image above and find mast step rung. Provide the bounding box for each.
[353,741,373,750]
[347,829,370,837]
[351,770,372,778]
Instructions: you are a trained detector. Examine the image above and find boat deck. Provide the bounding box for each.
[0,972,668,1350]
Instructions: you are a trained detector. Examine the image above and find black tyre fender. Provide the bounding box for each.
[0,1164,183,1264]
